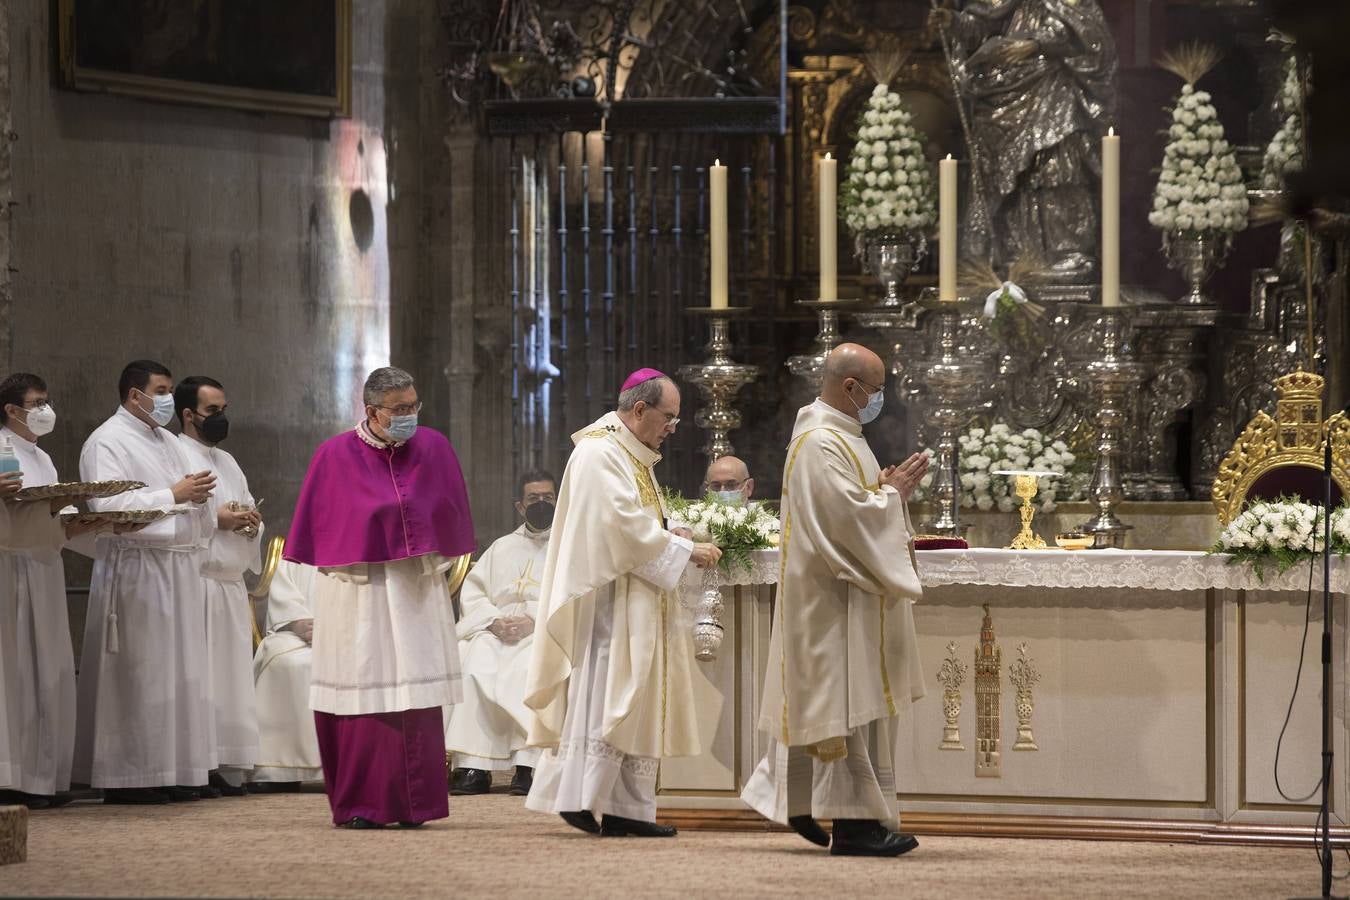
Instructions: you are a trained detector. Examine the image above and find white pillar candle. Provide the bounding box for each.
[710,159,728,309]
[939,154,958,302]
[819,153,837,301]
[1102,128,1121,308]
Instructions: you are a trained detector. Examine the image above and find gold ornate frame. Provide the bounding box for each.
[57,0,352,118]
[1212,371,1350,525]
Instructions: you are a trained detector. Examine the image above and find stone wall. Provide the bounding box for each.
[4,0,458,567]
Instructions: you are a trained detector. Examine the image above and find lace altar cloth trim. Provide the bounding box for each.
[679,548,1350,594]
[677,549,779,611]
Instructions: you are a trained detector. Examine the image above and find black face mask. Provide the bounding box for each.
[524,500,555,531]
[196,411,230,445]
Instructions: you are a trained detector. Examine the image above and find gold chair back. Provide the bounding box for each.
[246,535,286,650]
[1212,371,1350,525]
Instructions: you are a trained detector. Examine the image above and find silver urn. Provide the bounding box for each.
[859,232,927,308]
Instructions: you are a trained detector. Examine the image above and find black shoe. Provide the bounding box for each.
[209,771,247,797]
[599,814,677,837]
[559,810,600,834]
[160,785,202,802]
[0,790,73,810]
[337,816,385,829]
[104,788,170,805]
[195,785,222,799]
[248,781,301,794]
[448,768,491,796]
[509,766,533,796]
[829,819,919,857]
[788,814,830,848]
[398,821,424,829]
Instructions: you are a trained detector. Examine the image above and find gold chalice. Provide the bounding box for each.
[992,470,1060,550]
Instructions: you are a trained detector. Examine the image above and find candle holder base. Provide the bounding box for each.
[786,298,860,389]
[677,308,760,460]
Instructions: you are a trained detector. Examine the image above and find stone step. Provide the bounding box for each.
[0,804,27,865]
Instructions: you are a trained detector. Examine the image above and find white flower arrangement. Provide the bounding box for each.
[1213,499,1350,579]
[840,84,936,238]
[1261,58,1304,191]
[1149,45,1249,235]
[914,424,1088,513]
[664,490,780,573]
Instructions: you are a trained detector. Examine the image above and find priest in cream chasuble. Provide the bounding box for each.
[524,370,723,837]
[742,344,929,858]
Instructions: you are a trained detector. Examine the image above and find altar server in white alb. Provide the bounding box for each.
[446,469,557,797]
[524,369,722,838]
[742,343,929,857]
[0,457,69,796]
[0,373,111,808]
[74,359,218,804]
[175,376,264,796]
[251,559,322,788]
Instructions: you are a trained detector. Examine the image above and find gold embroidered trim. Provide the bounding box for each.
[619,444,661,508]
[805,736,849,762]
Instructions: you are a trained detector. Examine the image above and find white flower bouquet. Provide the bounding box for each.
[1148,44,1249,236]
[664,490,780,574]
[1212,498,1350,579]
[1260,56,1304,191]
[840,83,936,238]
[915,424,1088,513]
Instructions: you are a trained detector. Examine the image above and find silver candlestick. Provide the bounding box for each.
[677,307,760,460]
[785,298,859,391]
[915,299,991,538]
[1078,310,1140,547]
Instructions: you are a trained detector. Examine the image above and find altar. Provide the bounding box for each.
[656,547,1350,843]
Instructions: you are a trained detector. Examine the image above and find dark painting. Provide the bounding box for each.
[58,0,351,117]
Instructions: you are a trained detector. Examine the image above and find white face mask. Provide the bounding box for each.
[137,389,176,427]
[23,404,56,437]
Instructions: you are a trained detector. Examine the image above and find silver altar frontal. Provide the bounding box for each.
[656,545,1350,843]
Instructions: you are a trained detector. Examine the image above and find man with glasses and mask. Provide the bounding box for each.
[175,376,264,798]
[703,456,754,506]
[446,469,557,798]
[741,343,930,858]
[75,359,218,804]
[524,368,722,838]
[0,373,111,809]
[285,366,474,829]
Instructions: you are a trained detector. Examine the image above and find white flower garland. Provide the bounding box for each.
[674,499,781,547]
[915,424,1088,513]
[1261,59,1304,191]
[1149,84,1249,234]
[840,84,936,237]
[1214,500,1350,578]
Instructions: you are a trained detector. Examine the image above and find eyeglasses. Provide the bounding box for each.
[651,407,680,427]
[706,479,747,492]
[852,377,884,396]
[377,401,423,417]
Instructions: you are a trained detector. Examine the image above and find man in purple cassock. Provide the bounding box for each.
[285,366,474,829]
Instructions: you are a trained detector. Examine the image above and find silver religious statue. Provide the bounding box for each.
[931,0,1118,284]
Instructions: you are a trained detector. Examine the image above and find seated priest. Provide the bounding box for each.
[250,559,322,790]
[446,469,556,797]
[286,366,475,829]
[703,455,754,505]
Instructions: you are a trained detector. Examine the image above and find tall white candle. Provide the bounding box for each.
[710,159,728,309]
[1102,127,1121,308]
[939,154,958,302]
[819,153,837,301]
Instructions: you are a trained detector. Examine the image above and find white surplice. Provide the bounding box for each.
[310,553,462,716]
[176,434,262,777]
[73,406,215,788]
[444,524,549,771]
[0,500,67,790]
[0,426,81,795]
[524,412,697,822]
[741,399,926,831]
[251,560,321,783]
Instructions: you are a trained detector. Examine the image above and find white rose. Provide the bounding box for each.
[864,171,877,186]
[864,110,880,125]
[872,155,888,171]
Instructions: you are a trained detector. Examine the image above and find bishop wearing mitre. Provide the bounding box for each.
[524,369,722,838]
[741,344,930,857]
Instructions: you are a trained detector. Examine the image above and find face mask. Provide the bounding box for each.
[850,382,885,425]
[23,404,56,437]
[712,490,745,506]
[383,413,418,443]
[196,411,230,445]
[138,390,176,427]
[524,500,555,531]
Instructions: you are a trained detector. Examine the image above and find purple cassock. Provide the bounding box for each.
[287,424,475,827]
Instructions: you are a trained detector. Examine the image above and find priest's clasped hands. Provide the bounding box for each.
[172,470,217,504]
[881,452,931,502]
[488,615,535,645]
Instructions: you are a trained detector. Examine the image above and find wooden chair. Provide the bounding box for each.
[246,535,286,650]
[1212,370,1350,525]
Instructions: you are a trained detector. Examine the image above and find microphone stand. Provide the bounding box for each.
[1320,429,1334,898]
